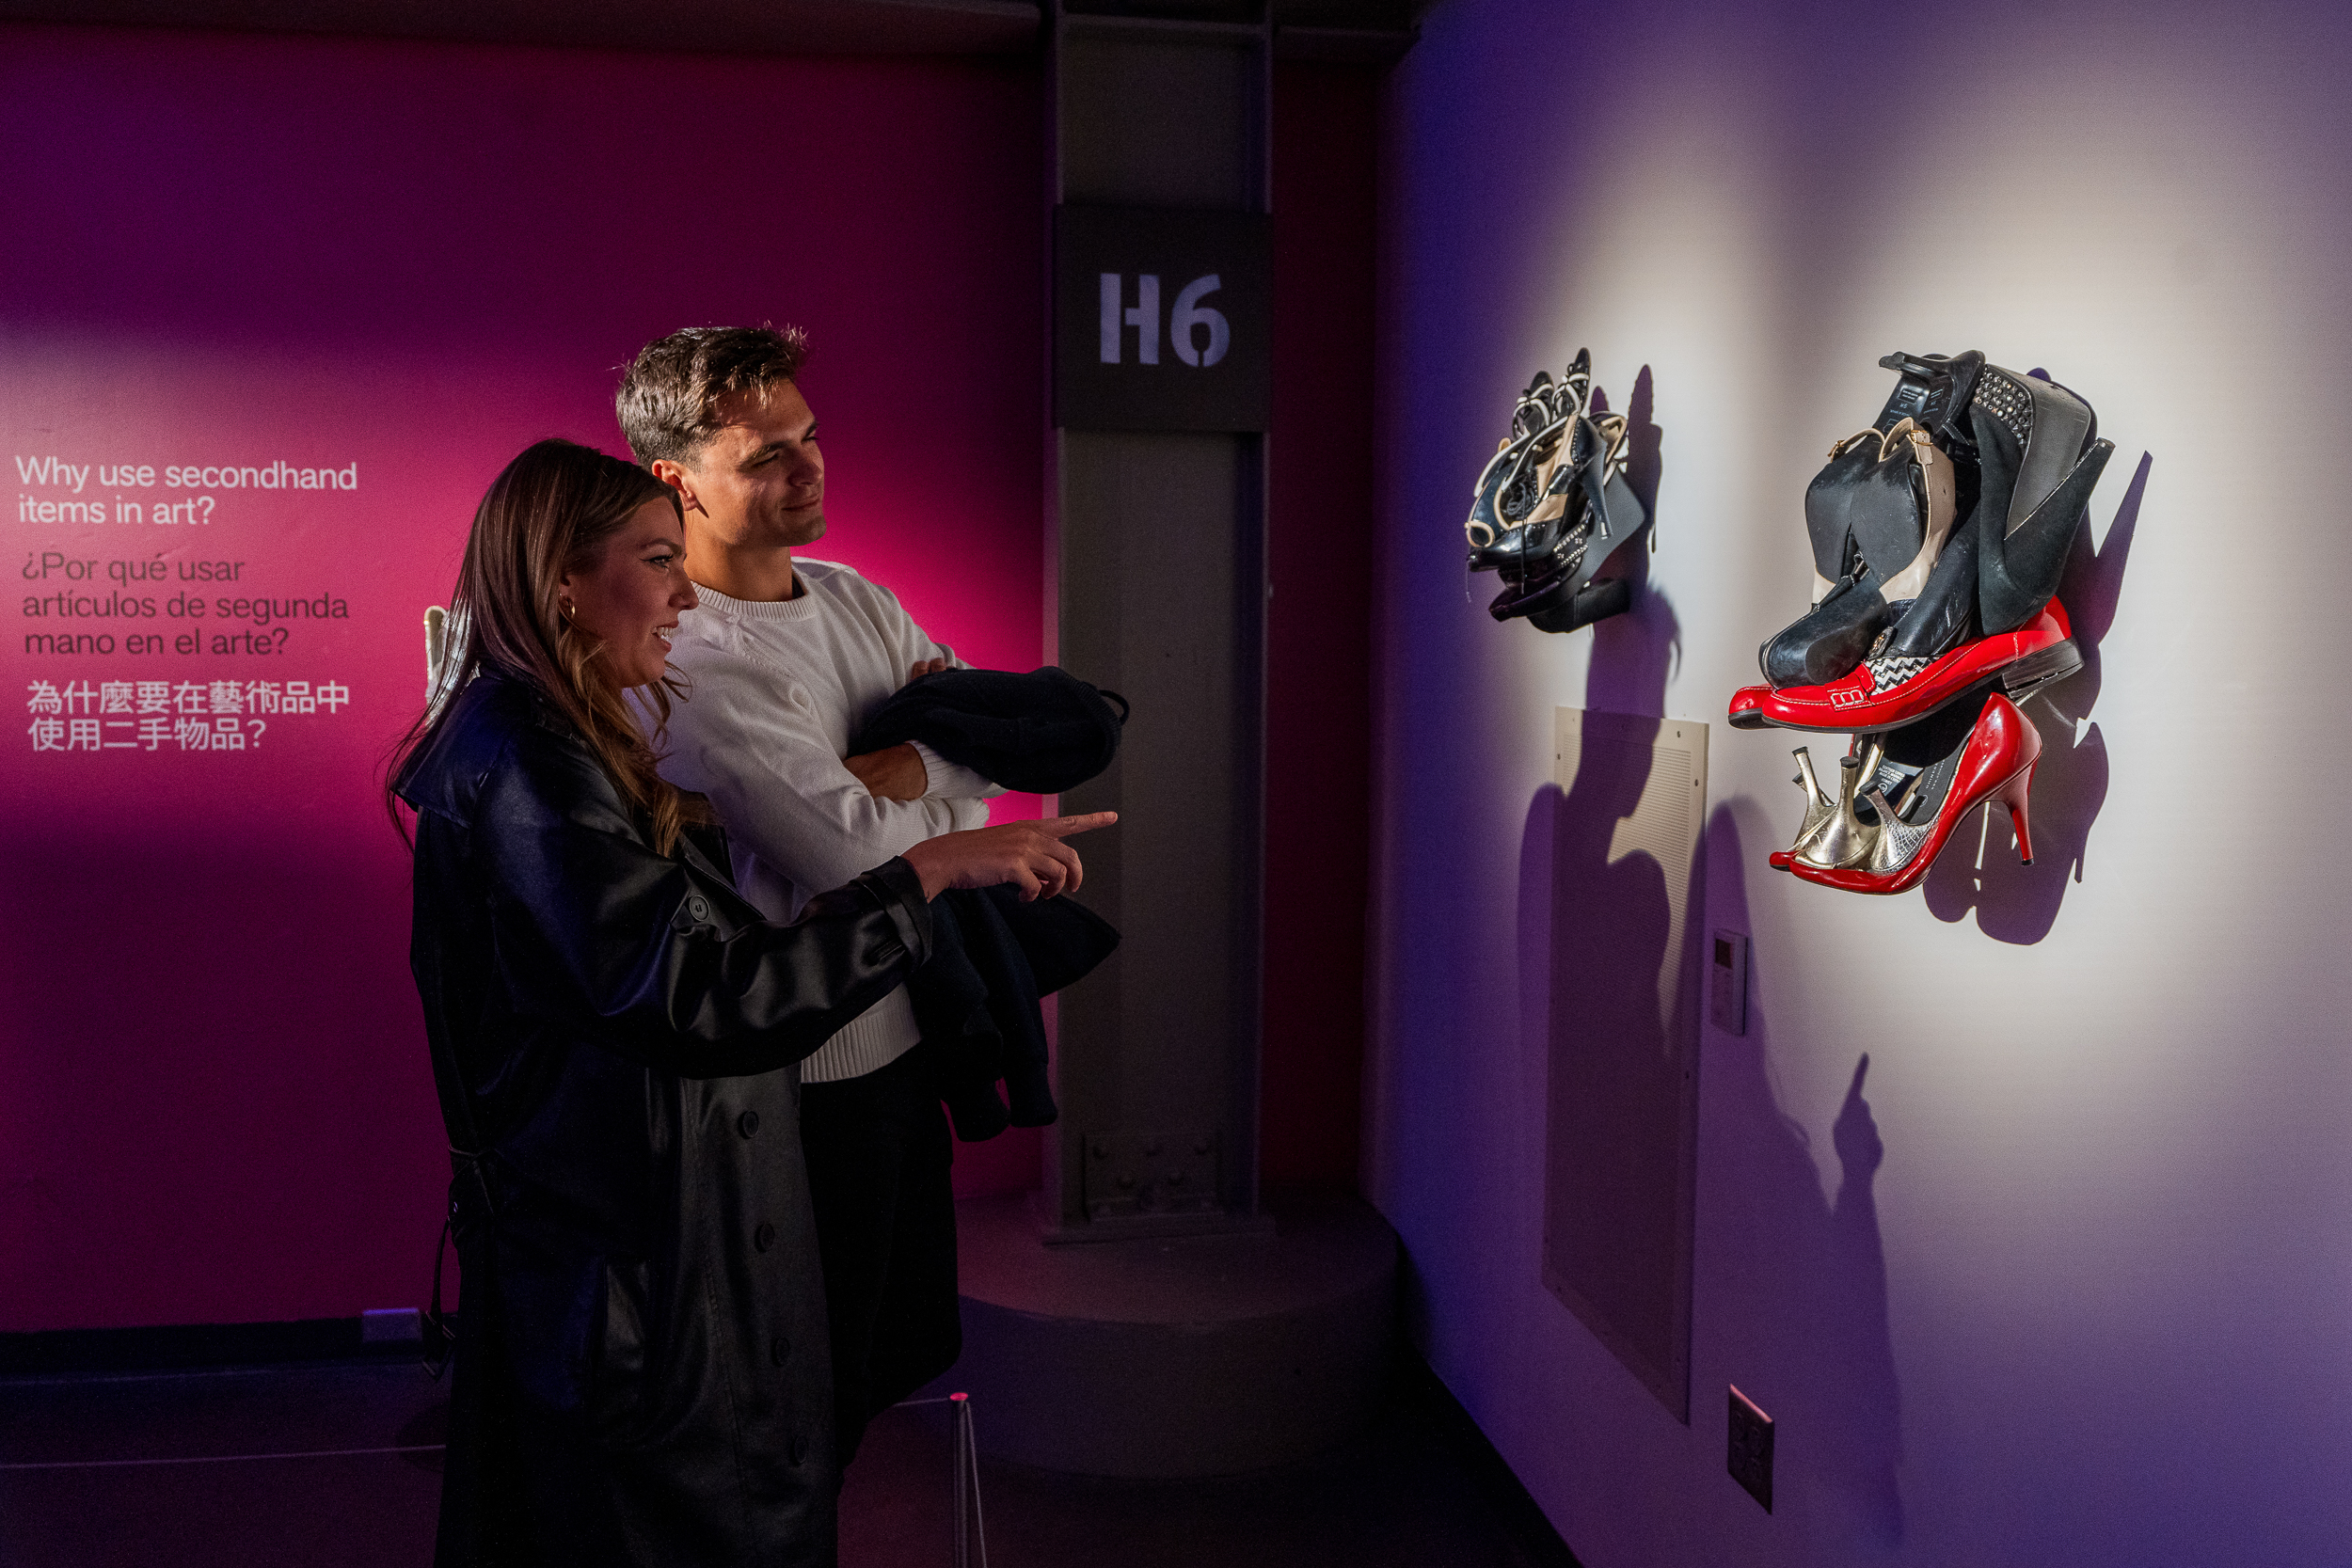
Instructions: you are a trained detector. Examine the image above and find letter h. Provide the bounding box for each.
[1099,274,1160,366]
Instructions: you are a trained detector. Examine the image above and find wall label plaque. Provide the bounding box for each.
[1053,205,1270,433]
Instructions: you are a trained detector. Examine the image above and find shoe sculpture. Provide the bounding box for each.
[1465,349,1651,634]
[1769,688,2041,895]
[1738,349,2112,895]
[1733,351,2113,734]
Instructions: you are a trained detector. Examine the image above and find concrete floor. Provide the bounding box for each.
[0,1353,1578,1567]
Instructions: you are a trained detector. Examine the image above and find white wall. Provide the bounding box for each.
[1364,3,2352,1563]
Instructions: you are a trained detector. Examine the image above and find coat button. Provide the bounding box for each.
[738,1110,759,1138]
[755,1221,776,1252]
[687,895,710,920]
[789,1436,808,1465]
[771,1335,791,1367]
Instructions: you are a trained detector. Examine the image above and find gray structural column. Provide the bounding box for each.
[1044,3,1272,1233]
[948,12,1399,1477]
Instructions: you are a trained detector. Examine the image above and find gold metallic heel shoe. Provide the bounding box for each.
[1794,739,1883,870]
[1786,747,1838,863]
[1860,782,1931,877]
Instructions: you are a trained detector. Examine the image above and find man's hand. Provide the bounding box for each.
[898,814,1118,901]
[845,658,946,798]
[844,742,930,801]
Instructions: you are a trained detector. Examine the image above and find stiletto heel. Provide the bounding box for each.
[1999,764,2035,864]
[1788,689,2042,895]
[1751,349,1983,695]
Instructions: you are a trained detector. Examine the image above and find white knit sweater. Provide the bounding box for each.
[649,561,999,1082]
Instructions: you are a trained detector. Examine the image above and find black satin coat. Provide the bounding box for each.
[394,673,931,1568]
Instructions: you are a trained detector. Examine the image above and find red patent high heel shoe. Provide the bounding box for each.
[1787,689,2041,895]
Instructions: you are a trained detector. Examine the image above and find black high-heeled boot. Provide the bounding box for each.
[1815,363,2102,689]
[1968,365,2116,636]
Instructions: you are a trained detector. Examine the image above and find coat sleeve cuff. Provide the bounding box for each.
[857,858,933,967]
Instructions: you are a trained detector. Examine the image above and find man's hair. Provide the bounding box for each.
[615,325,809,468]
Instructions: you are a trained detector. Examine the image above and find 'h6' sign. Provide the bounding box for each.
[1099,273,1231,367]
[1056,206,1269,433]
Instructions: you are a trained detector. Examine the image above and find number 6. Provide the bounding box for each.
[1170,275,1230,368]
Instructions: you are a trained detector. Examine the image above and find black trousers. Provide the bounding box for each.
[799,1039,961,1468]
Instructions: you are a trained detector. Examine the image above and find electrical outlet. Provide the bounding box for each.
[1727,1385,1773,1512]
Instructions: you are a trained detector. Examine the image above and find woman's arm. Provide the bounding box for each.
[475,725,927,1078]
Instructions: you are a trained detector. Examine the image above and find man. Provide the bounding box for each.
[616,325,997,1467]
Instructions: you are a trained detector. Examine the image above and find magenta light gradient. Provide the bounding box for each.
[0,24,1046,1331]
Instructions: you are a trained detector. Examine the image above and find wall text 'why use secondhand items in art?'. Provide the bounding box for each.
[15,451,358,659]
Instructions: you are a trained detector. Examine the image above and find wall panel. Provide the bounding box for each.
[1364,2,2352,1563]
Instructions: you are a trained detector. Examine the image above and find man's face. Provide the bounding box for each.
[674,381,825,550]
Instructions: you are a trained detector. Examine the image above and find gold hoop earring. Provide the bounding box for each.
[558,600,575,622]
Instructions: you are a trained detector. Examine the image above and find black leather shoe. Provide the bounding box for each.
[1466,349,1650,633]
[1464,369,1564,554]
[1759,416,1957,687]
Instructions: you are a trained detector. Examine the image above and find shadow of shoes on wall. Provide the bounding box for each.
[1706,801,1905,1549]
[1921,450,2148,943]
[1582,363,1674,721]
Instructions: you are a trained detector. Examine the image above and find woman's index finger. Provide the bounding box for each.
[1035,811,1119,838]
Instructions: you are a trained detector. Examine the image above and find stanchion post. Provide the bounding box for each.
[948,1391,986,1568]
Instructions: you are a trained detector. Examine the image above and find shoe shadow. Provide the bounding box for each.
[1586,364,1676,716]
[1623,363,1664,524]
[1707,801,1905,1548]
[1517,571,1699,1414]
[1586,363,1665,629]
[1920,450,2150,943]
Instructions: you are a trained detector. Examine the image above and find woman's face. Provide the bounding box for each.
[558,499,698,689]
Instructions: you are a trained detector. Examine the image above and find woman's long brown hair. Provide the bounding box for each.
[387,437,707,855]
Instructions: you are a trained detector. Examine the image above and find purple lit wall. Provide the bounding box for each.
[0,24,1047,1331]
[1366,1,2352,1563]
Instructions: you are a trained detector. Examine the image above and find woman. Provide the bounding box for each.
[389,438,1105,1567]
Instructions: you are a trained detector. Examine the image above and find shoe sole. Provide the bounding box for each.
[1998,637,2083,703]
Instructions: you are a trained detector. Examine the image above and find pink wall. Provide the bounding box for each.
[0,24,1045,1331]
